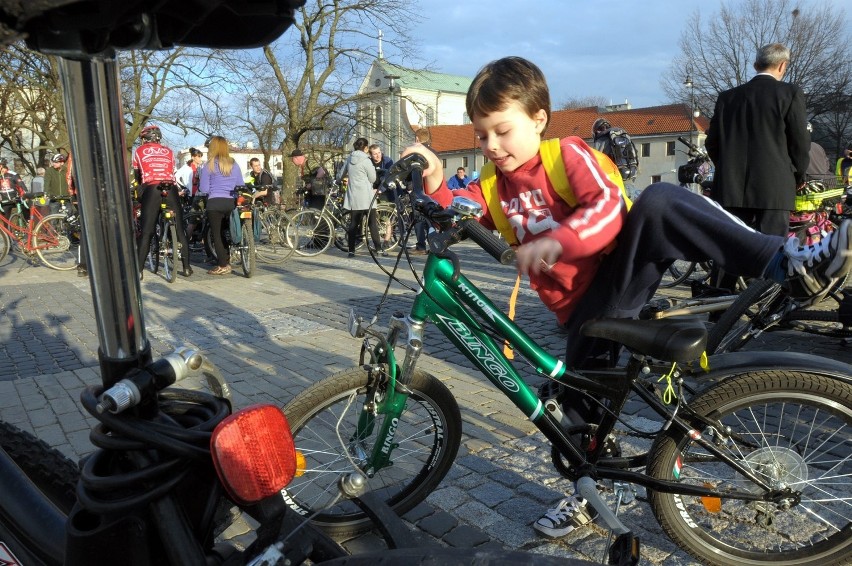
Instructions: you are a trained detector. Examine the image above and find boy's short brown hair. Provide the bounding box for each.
[466,56,551,133]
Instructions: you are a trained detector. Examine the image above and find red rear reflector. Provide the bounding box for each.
[211,404,296,505]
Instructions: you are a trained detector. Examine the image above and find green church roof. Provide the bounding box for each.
[377,60,471,94]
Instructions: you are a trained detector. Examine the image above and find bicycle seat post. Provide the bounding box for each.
[57,55,151,387]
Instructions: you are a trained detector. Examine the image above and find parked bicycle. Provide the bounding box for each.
[648,184,852,338]
[250,185,297,265]
[0,193,79,270]
[283,154,852,565]
[286,181,400,256]
[145,181,184,283]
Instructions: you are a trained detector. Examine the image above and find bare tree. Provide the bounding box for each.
[223,0,419,199]
[557,96,610,111]
[0,43,234,179]
[0,42,65,175]
[119,48,233,155]
[661,0,851,155]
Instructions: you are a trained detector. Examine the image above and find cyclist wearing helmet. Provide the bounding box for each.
[44,152,71,204]
[132,124,193,277]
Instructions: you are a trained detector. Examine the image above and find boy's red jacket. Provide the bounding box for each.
[430,136,627,324]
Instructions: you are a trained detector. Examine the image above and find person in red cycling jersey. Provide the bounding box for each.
[132,124,192,277]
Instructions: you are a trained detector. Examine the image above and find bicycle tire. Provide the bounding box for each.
[0,420,79,514]
[288,209,333,256]
[256,210,295,264]
[148,224,160,274]
[782,308,852,338]
[0,229,10,262]
[239,218,255,277]
[333,210,362,253]
[162,222,177,283]
[282,366,462,539]
[705,279,782,354]
[646,370,852,565]
[33,213,78,270]
[321,548,594,565]
[8,211,26,239]
[375,204,401,252]
[660,260,696,288]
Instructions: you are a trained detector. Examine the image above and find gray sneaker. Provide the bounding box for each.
[533,496,597,538]
[784,219,852,306]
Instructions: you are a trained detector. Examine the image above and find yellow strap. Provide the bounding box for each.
[479,161,517,245]
[502,273,522,359]
[539,138,577,207]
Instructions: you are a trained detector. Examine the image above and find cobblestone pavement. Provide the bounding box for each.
[1,246,849,565]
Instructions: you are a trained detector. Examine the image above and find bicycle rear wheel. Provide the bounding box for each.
[33,213,78,270]
[283,366,461,539]
[148,223,161,274]
[288,209,333,256]
[647,370,852,565]
[333,210,369,253]
[239,218,255,277]
[8,211,26,239]
[161,222,177,283]
[660,260,696,288]
[705,279,783,354]
[256,210,295,264]
[0,230,9,262]
[375,204,401,252]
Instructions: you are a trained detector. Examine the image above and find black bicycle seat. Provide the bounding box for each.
[581,318,707,363]
[2,1,304,55]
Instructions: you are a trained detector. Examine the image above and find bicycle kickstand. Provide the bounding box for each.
[575,476,639,566]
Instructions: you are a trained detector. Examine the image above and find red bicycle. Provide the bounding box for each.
[0,194,80,270]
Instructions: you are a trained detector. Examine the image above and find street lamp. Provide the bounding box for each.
[384,74,400,158]
[683,70,696,147]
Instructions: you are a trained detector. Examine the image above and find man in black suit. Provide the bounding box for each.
[705,43,810,237]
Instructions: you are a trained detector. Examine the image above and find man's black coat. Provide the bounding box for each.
[705,74,810,211]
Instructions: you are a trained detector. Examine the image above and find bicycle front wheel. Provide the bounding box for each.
[283,366,462,539]
[647,370,852,565]
[161,222,177,283]
[239,218,255,277]
[34,213,78,270]
[288,209,333,256]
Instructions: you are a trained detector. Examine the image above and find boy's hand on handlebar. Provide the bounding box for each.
[515,237,563,276]
[400,143,444,194]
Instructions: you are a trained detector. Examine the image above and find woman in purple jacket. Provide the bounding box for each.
[198,136,242,275]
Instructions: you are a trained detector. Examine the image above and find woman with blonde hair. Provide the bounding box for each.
[198,135,242,275]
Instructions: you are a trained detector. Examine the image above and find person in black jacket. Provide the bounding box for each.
[705,43,810,237]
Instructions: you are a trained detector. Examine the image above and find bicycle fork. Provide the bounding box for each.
[349,311,425,475]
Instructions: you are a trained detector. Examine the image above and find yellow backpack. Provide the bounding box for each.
[477,138,632,245]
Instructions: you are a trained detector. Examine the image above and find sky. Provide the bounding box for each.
[385,0,851,110]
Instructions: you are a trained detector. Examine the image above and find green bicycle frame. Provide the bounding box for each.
[357,250,594,473]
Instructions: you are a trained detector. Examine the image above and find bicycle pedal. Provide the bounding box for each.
[608,532,640,566]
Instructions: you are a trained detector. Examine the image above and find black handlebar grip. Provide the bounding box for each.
[460,219,516,265]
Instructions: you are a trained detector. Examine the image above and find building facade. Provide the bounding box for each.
[355,60,472,159]
[428,103,709,194]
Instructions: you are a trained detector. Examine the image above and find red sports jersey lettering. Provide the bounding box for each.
[133,142,175,184]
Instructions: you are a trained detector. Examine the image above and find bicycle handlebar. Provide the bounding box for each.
[392,153,516,266]
[459,219,516,265]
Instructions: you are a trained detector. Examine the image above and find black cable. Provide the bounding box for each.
[77,385,230,514]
